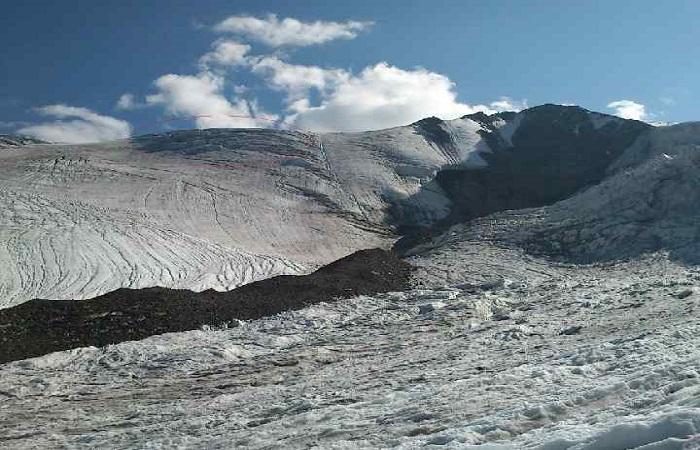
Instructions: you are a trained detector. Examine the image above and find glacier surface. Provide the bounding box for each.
[1,248,699,449]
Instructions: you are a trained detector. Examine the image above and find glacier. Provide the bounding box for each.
[3,105,700,449]
[0,123,489,307]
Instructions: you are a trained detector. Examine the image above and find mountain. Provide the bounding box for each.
[0,125,460,306]
[4,105,700,449]
[403,119,700,265]
[0,105,652,307]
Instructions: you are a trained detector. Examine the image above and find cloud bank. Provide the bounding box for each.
[18,104,132,144]
[284,63,524,132]
[146,72,276,129]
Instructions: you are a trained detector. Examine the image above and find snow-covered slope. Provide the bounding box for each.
[530,122,700,263]
[400,119,700,270]
[0,188,306,304]
[0,106,657,307]
[4,106,700,449]
[0,119,494,307]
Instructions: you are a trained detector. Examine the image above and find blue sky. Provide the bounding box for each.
[1,0,698,142]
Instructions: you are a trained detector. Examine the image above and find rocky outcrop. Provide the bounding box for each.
[434,105,650,223]
[0,249,412,363]
[395,105,651,253]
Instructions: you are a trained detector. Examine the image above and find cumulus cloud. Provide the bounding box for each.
[607,100,649,121]
[199,40,251,69]
[250,56,347,100]
[146,71,277,129]
[276,62,526,132]
[114,14,526,133]
[213,14,372,47]
[488,97,529,113]
[18,104,132,144]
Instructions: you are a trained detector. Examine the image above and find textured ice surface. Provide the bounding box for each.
[1,249,699,449]
[0,122,491,307]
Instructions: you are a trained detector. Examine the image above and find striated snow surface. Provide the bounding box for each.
[0,121,494,307]
[0,188,306,304]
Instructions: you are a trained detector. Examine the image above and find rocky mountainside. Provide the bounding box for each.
[403,120,700,266]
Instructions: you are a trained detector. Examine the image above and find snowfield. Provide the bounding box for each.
[0,121,492,307]
[1,248,699,449]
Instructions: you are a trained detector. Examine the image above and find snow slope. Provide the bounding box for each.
[0,119,494,307]
[522,121,700,264]
[0,106,653,307]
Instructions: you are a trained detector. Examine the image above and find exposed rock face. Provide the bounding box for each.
[394,105,650,252]
[433,105,650,224]
[0,249,412,363]
[402,120,700,266]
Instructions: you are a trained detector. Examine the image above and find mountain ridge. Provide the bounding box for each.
[0,104,686,307]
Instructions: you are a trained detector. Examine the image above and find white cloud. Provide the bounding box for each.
[213,14,372,47]
[146,71,277,129]
[119,14,525,133]
[199,40,251,69]
[251,56,347,100]
[277,62,525,132]
[115,93,148,110]
[488,97,528,112]
[607,100,649,121]
[18,104,132,144]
